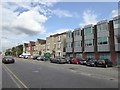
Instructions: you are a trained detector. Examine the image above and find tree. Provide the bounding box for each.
[39,51,42,55]
[44,53,51,58]
[5,49,12,56]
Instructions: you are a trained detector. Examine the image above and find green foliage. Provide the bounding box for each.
[5,45,23,57]
[5,49,12,56]
[44,53,51,58]
[39,51,42,55]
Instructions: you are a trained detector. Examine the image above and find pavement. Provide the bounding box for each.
[2,58,119,88]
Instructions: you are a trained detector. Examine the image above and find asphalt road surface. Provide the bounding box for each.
[2,58,118,88]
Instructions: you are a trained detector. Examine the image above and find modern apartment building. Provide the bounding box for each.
[113,16,120,64]
[46,32,66,58]
[66,31,74,57]
[66,16,120,64]
[34,39,46,56]
[73,28,83,58]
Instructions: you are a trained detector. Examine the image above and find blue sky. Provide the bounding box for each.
[1,1,118,51]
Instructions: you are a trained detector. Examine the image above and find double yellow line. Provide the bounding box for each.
[3,64,29,89]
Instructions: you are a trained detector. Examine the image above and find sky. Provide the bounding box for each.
[0,0,119,51]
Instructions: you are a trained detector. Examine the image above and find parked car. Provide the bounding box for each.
[96,59,113,68]
[80,59,86,65]
[2,56,15,64]
[66,57,73,64]
[58,58,67,64]
[70,58,81,64]
[23,55,29,59]
[37,56,45,61]
[19,55,23,58]
[50,58,67,64]
[86,59,97,67]
[33,55,40,60]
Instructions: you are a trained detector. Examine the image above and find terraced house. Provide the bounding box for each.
[34,39,46,56]
[23,43,30,55]
[66,15,120,64]
[46,32,66,58]
[28,41,35,58]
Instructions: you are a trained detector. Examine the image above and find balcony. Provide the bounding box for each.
[74,36,82,41]
[114,28,120,37]
[98,44,110,52]
[84,46,94,52]
[66,48,72,53]
[84,34,94,40]
[66,37,72,42]
[115,43,120,51]
[97,31,109,37]
[74,47,82,52]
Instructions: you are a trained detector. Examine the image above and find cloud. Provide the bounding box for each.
[111,9,118,18]
[52,9,79,18]
[79,9,98,27]
[1,2,50,50]
[12,9,47,35]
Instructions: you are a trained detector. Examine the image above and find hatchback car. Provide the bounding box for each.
[66,57,73,64]
[33,55,40,60]
[80,59,86,65]
[50,58,67,64]
[70,58,81,64]
[86,59,97,67]
[96,59,113,68]
[2,56,15,64]
[37,56,45,61]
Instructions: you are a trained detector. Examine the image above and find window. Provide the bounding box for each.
[97,23,108,32]
[74,41,81,47]
[117,38,120,43]
[67,32,72,38]
[99,53,110,59]
[114,19,120,29]
[85,39,93,46]
[84,27,92,35]
[66,42,71,48]
[97,37,109,45]
[57,42,61,48]
[74,30,80,36]
[58,36,61,41]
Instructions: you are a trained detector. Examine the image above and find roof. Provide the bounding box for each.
[24,43,28,47]
[37,39,46,44]
[29,41,35,46]
[49,32,66,37]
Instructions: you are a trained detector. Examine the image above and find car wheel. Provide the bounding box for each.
[68,61,70,64]
[105,64,108,68]
[57,61,60,64]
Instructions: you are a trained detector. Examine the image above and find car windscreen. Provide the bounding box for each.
[4,56,13,58]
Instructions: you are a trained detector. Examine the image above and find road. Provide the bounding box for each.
[2,58,118,89]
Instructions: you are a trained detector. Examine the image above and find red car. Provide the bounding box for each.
[71,58,81,64]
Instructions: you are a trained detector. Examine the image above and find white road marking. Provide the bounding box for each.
[32,70,39,73]
[3,66,21,88]
[3,64,29,89]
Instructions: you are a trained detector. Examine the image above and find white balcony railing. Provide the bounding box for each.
[74,47,82,52]
[115,43,120,51]
[66,48,72,52]
[98,44,110,52]
[84,46,94,52]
